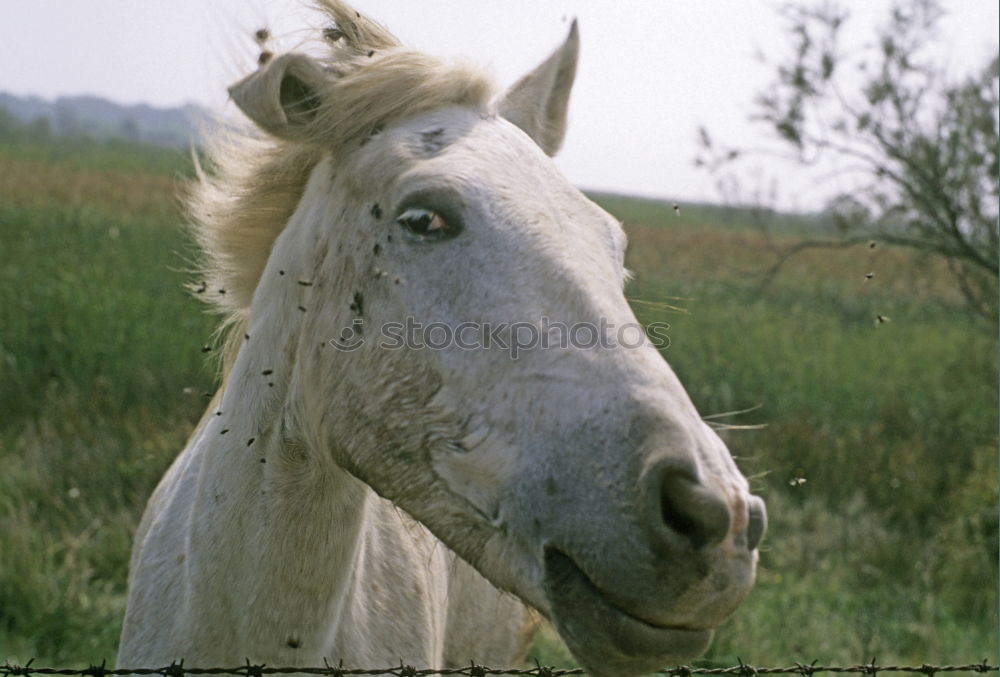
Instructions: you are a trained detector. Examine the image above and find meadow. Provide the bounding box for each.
[0,132,995,667]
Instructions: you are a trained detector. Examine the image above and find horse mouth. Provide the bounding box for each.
[542,547,713,677]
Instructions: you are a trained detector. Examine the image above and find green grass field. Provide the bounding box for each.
[0,134,995,668]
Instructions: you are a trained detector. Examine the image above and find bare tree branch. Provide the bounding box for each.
[696,0,999,321]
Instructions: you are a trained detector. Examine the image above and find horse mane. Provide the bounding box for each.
[186,0,496,373]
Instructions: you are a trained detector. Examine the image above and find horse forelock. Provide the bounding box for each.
[187,0,496,376]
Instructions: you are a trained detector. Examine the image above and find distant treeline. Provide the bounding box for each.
[0,92,209,147]
[0,104,55,141]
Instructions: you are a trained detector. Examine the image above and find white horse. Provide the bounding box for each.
[118,3,766,676]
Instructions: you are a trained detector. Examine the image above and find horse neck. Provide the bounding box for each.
[187,297,381,657]
[193,332,453,664]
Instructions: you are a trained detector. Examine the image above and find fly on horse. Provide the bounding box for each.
[118,3,766,676]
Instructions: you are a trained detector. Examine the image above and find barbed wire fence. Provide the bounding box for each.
[1,660,996,677]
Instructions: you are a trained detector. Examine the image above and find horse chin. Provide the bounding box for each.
[542,547,714,677]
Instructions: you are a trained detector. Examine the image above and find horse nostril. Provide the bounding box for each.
[746,495,767,551]
[656,460,731,550]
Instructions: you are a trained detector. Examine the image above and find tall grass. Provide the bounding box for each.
[0,141,216,661]
[1,138,995,666]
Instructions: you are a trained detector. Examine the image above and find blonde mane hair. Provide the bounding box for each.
[187,0,496,371]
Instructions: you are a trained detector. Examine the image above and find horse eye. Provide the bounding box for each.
[396,207,453,240]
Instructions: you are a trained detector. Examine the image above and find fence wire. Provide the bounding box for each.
[1,661,996,677]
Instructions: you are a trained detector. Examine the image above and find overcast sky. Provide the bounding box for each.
[1,1,996,206]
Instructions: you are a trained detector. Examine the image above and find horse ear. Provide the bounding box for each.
[497,20,579,156]
[228,53,328,140]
